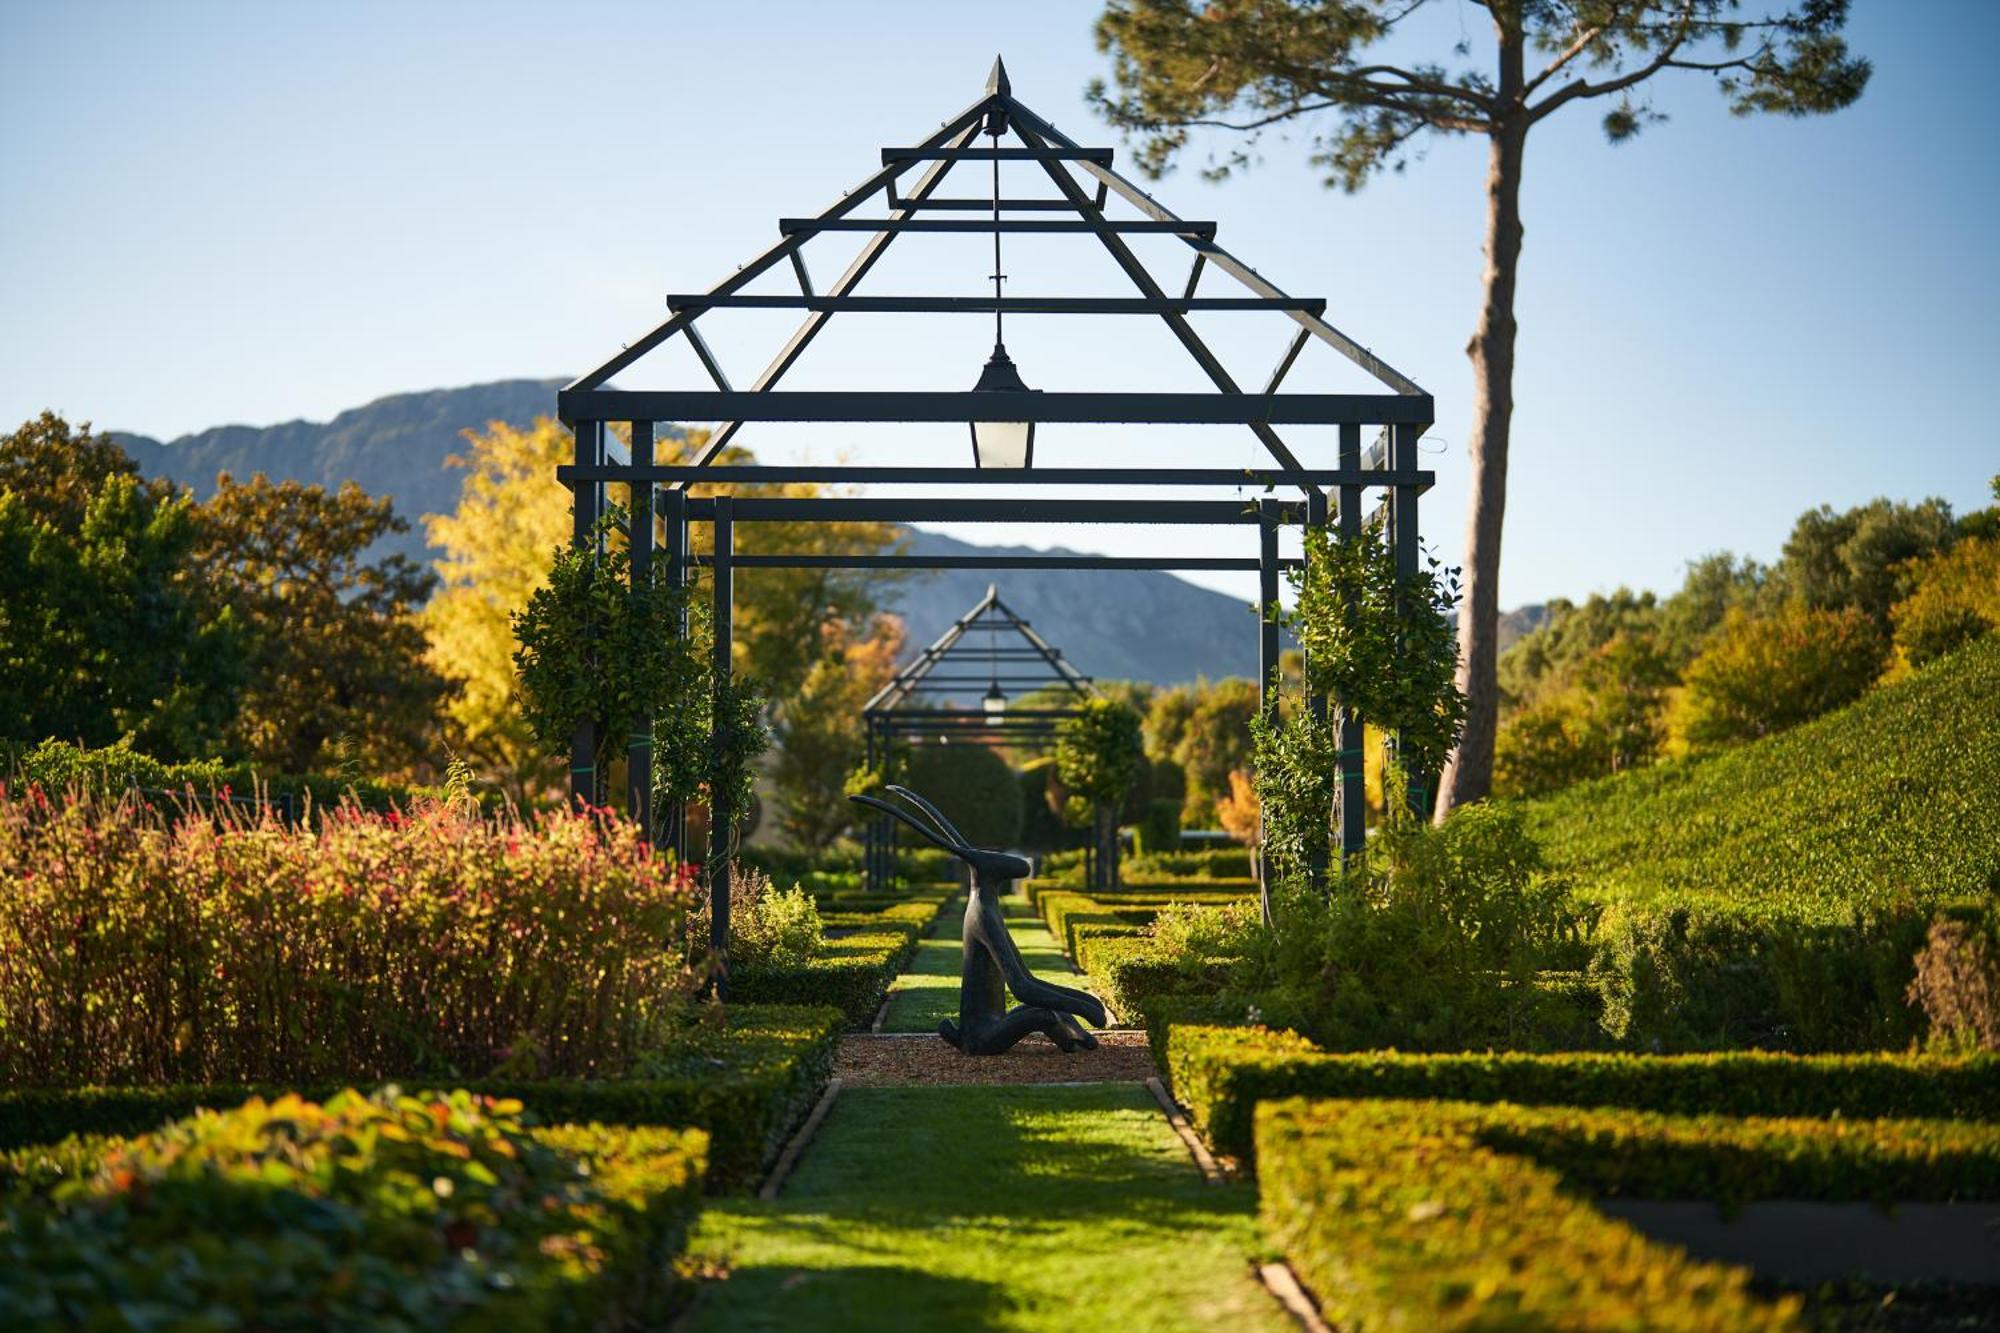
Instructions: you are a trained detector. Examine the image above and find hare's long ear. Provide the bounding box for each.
[885,784,973,848]
[849,793,968,858]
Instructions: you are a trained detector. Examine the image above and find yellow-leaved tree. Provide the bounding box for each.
[425,417,913,812]
[422,417,572,802]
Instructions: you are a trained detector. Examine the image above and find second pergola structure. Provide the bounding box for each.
[862,584,1097,893]
[553,60,1436,973]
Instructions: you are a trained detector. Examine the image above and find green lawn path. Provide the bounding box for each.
[685,1084,1289,1331]
[882,890,1090,1034]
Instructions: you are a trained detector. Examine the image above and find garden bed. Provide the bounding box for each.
[0,1086,710,1328]
[1162,1023,2000,1167]
[1257,1096,2000,1330]
[0,1004,842,1192]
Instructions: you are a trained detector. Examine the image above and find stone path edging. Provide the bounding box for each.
[1146,1075,1226,1185]
[1258,1262,1333,1333]
[758,1077,843,1201]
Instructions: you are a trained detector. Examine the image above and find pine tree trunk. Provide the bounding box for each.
[1436,113,1528,820]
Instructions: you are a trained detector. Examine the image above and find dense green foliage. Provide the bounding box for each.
[1523,635,2000,921]
[1054,697,1146,807]
[1894,510,2000,667]
[0,1006,841,1194]
[0,790,699,1085]
[1256,1093,2000,1332]
[732,931,925,1030]
[900,740,1023,848]
[1674,603,1885,749]
[1,413,452,778]
[0,414,244,759]
[4,737,455,812]
[1284,522,1466,779]
[1145,677,1258,824]
[1163,1023,2000,1166]
[0,1087,708,1329]
[512,508,767,821]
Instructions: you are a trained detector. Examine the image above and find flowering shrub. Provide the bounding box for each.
[0,1086,707,1328]
[0,790,701,1085]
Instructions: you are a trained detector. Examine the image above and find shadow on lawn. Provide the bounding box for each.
[685,1084,1272,1331]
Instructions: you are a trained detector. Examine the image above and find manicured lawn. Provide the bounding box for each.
[685,1084,1289,1331]
[881,891,1092,1035]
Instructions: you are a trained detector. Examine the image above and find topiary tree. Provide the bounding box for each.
[900,740,1023,851]
[1055,697,1146,890]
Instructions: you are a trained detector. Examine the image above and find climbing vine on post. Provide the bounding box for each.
[1054,697,1145,891]
[512,507,767,832]
[1259,522,1466,892]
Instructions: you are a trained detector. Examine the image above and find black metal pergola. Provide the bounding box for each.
[862,584,1095,892]
[554,59,1435,964]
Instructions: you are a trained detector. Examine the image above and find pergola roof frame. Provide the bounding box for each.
[555,59,1436,955]
[558,58,1431,487]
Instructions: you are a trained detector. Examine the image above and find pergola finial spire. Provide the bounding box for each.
[986,55,1011,97]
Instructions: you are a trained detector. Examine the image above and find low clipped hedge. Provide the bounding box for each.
[0,1005,840,1192]
[4,737,459,815]
[1035,886,1253,953]
[732,932,915,1030]
[1260,1095,2000,1332]
[1168,1024,2000,1167]
[1073,935,1226,1028]
[0,1086,708,1329]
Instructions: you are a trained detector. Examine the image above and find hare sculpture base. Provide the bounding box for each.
[853,786,1106,1057]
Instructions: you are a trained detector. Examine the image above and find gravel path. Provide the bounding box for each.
[836,1029,1155,1086]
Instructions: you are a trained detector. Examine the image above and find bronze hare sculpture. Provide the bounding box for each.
[852,786,1107,1055]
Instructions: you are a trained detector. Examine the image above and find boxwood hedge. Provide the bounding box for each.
[1257,1095,2000,1331]
[1167,1023,2000,1167]
[0,1086,708,1330]
[0,1004,840,1192]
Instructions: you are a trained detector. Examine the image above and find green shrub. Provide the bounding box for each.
[1257,1095,2000,1331]
[1127,847,1255,879]
[5,737,456,813]
[1265,803,1591,1051]
[1673,603,1886,750]
[900,741,1022,848]
[1525,636,2000,1047]
[1893,533,2000,667]
[0,791,699,1086]
[0,1086,707,1329]
[1166,1022,2000,1166]
[0,1004,839,1193]
[1131,796,1181,857]
[731,932,913,1029]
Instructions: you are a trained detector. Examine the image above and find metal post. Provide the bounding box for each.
[1256,497,1281,925]
[863,719,880,894]
[1388,421,1428,822]
[1305,489,1330,893]
[626,421,655,839]
[569,420,604,808]
[1337,423,1367,864]
[660,487,688,859]
[710,496,734,998]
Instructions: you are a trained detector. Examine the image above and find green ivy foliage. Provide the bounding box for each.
[1284,521,1466,778]
[512,509,767,824]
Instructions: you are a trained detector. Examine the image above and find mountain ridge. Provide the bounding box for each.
[115,379,1544,688]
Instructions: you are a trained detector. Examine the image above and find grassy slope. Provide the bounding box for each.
[1522,636,2000,920]
[685,1084,1289,1332]
[881,891,1094,1035]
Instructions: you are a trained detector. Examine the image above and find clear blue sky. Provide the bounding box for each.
[3,1,1995,608]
